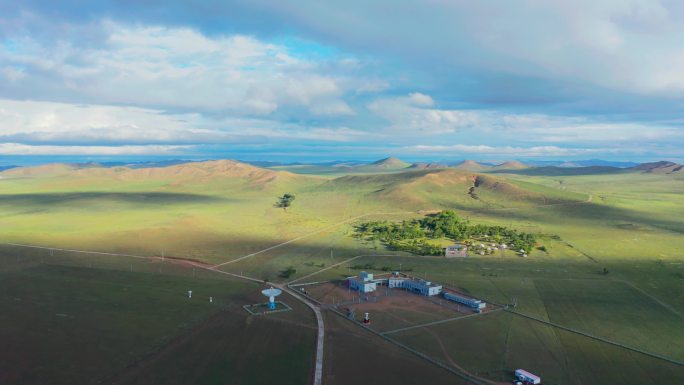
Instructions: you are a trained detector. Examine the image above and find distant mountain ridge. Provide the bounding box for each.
[630,161,683,174]
[488,161,684,176]
[524,159,639,168]
[0,165,18,172]
[3,158,682,180]
[408,162,448,170]
[0,159,310,188]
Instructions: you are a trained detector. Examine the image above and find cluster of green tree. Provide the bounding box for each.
[355,210,537,255]
[386,238,443,256]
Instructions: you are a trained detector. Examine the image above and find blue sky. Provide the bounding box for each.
[1,0,684,164]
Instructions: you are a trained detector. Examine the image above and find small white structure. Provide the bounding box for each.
[445,244,467,258]
[187,290,192,299]
[515,369,541,384]
[347,271,377,293]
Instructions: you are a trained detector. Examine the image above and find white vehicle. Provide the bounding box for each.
[515,369,541,384]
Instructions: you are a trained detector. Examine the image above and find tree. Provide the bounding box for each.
[275,193,296,211]
[279,266,297,278]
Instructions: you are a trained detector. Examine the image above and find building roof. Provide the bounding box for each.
[389,276,441,288]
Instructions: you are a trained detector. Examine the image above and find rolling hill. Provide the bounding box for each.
[322,168,586,209]
[367,157,412,169]
[451,160,490,171]
[331,157,414,174]
[1,160,312,189]
[630,161,684,174]
[408,162,448,170]
[1,163,84,177]
[490,161,529,171]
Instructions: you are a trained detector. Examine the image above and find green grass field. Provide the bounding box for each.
[1,162,683,383]
[393,311,684,385]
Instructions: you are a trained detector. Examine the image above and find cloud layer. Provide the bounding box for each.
[0,2,683,162]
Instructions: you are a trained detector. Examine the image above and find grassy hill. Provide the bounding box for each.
[407,162,448,170]
[322,168,586,210]
[630,161,684,174]
[451,160,489,171]
[490,160,529,170]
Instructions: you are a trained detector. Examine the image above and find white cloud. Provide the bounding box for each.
[261,0,684,96]
[0,98,369,146]
[367,93,479,134]
[404,144,621,157]
[0,99,211,143]
[497,114,683,143]
[408,92,434,107]
[309,100,355,116]
[0,143,189,155]
[0,21,369,117]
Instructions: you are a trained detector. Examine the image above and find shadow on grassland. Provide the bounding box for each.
[0,192,228,206]
[474,198,684,235]
[487,166,627,176]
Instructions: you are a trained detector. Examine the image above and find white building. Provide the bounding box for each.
[388,276,442,296]
[443,292,486,312]
[347,272,443,296]
[347,271,377,293]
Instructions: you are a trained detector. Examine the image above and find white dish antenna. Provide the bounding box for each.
[262,287,282,310]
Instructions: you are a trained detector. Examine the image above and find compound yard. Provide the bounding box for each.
[301,279,497,334]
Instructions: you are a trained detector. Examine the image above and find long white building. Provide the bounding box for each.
[346,272,442,296]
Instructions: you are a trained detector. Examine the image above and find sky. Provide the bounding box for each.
[2,0,684,164]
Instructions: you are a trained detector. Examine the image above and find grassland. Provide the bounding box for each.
[0,246,315,385]
[393,311,684,385]
[1,161,684,383]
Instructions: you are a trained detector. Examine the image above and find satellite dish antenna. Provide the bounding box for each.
[262,287,282,310]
